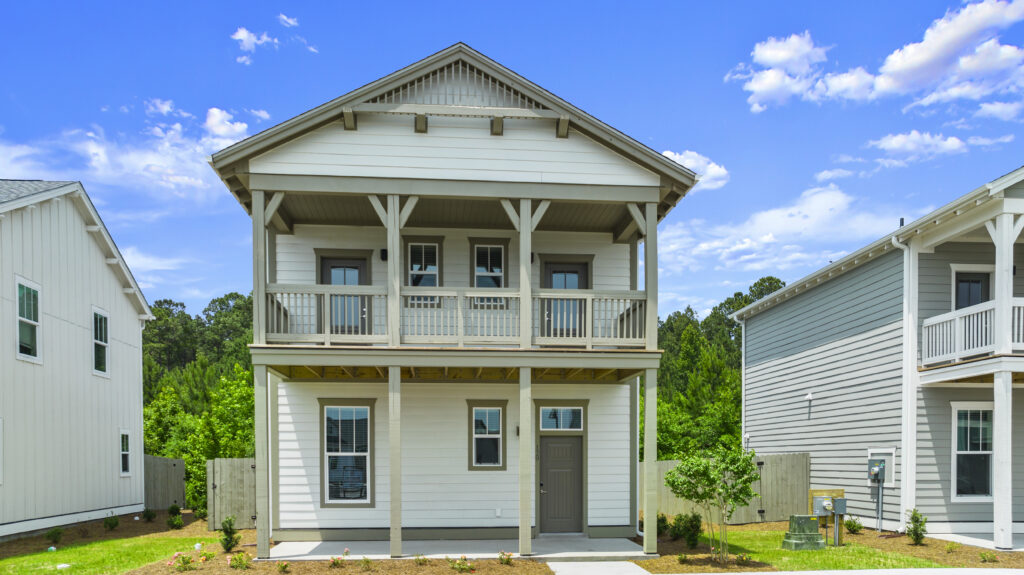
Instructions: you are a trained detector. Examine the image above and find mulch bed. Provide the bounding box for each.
[0,510,209,560]
[127,555,552,574]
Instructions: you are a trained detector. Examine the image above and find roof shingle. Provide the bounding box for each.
[0,179,77,205]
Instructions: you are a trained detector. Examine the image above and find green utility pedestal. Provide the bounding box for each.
[782,515,826,550]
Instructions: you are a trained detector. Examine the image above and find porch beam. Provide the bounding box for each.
[398,196,419,228]
[500,199,520,232]
[254,364,270,557]
[626,203,646,235]
[993,370,1013,549]
[519,199,533,349]
[368,195,388,227]
[389,366,402,557]
[531,200,551,232]
[642,367,658,554]
[518,367,533,556]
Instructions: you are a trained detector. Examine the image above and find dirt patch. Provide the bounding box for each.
[0,510,209,560]
[631,536,775,572]
[845,530,1024,568]
[128,554,552,574]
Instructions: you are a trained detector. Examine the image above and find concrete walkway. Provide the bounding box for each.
[269,534,647,562]
[929,532,1024,552]
[625,571,1024,575]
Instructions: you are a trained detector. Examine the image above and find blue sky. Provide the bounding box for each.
[3,1,1024,315]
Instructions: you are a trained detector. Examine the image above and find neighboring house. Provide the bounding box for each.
[209,43,696,558]
[0,180,152,538]
[735,166,1024,549]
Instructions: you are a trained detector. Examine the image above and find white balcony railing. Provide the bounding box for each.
[264,284,646,348]
[921,298,1024,366]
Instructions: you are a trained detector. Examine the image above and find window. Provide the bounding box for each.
[540,407,584,430]
[321,400,375,506]
[467,400,507,470]
[93,309,109,374]
[120,430,130,475]
[949,264,993,311]
[952,402,993,500]
[408,243,439,287]
[474,245,504,288]
[16,278,40,360]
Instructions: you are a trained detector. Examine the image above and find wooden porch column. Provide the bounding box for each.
[387,195,401,347]
[254,364,270,557]
[252,190,267,344]
[518,367,533,555]
[992,213,1015,354]
[519,199,532,349]
[993,370,1013,549]
[644,203,657,350]
[642,367,658,554]
[389,366,402,557]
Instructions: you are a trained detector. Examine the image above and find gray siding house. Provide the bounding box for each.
[735,166,1024,550]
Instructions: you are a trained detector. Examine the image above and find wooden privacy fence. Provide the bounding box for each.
[641,452,810,524]
[207,458,256,530]
[144,455,185,510]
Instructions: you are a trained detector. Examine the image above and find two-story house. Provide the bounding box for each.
[736,165,1024,550]
[209,44,696,558]
[0,180,151,538]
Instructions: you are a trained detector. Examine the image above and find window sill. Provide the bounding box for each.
[468,465,506,472]
[16,353,42,365]
[93,370,111,379]
[321,501,374,509]
[950,495,993,503]
[120,472,132,478]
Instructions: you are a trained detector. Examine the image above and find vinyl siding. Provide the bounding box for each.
[0,197,144,535]
[744,251,904,522]
[249,115,660,187]
[275,381,630,529]
[917,241,1024,325]
[914,387,1024,522]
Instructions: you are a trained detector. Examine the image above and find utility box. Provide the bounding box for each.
[782,515,826,550]
[832,497,847,515]
[812,496,833,517]
[868,458,886,483]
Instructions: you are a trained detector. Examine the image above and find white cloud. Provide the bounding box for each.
[145,98,174,116]
[278,13,299,27]
[662,150,729,191]
[967,133,1015,145]
[814,168,854,182]
[230,27,278,52]
[751,31,828,75]
[236,55,252,66]
[204,108,248,140]
[976,99,1024,119]
[247,108,270,121]
[294,35,318,54]
[121,246,187,273]
[834,154,867,163]
[868,130,967,159]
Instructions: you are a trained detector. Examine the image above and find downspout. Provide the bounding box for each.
[891,235,917,532]
[739,318,748,449]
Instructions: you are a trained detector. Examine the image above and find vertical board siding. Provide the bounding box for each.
[366,60,547,109]
[249,116,660,187]
[0,197,144,535]
[275,382,630,529]
[744,251,904,522]
[208,458,257,530]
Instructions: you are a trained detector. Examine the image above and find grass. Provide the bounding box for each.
[0,535,217,575]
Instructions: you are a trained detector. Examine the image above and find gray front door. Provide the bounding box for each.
[539,436,583,533]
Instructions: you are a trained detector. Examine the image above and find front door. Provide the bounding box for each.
[319,258,368,334]
[542,262,589,338]
[539,436,583,533]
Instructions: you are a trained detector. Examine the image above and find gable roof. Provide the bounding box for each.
[210,43,696,217]
[732,165,1024,322]
[0,180,152,318]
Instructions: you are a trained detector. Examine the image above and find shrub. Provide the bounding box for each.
[276,561,291,573]
[328,548,351,568]
[175,555,197,572]
[167,514,184,530]
[447,555,475,573]
[735,553,752,566]
[677,553,687,564]
[414,555,429,566]
[168,504,182,517]
[220,516,241,552]
[945,541,961,554]
[656,513,670,536]
[142,508,156,522]
[670,512,702,548]
[498,550,513,565]
[103,515,119,531]
[905,508,927,545]
[200,551,216,562]
[844,516,863,534]
[44,528,63,545]
[193,507,207,520]
[229,552,252,570]
[360,556,373,571]
[980,551,998,563]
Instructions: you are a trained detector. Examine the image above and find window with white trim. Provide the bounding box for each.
[120,430,131,475]
[952,402,993,499]
[540,407,584,430]
[472,406,502,467]
[16,278,40,360]
[93,309,109,374]
[325,406,371,503]
[474,245,504,288]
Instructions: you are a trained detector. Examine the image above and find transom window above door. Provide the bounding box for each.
[540,407,583,430]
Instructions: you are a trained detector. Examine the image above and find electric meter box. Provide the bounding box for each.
[831,497,847,515]
[868,458,886,482]
[812,496,833,516]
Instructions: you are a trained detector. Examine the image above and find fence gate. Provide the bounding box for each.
[145,455,186,510]
[207,458,256,530]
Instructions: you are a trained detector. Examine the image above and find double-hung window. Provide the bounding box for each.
[323,403,372,504]
[408,243,439,287]
[468,401,506,470]
[540,406,584,430]
[952,402,993,500]
[16,278,40,361]
[474,245,504,288]
[93,309,109,375]
[120,430,131,476]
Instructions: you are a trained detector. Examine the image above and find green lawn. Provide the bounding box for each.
[0,535,217,575]
[726,531,945,570]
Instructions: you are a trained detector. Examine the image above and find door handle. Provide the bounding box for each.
[540,490,548,495]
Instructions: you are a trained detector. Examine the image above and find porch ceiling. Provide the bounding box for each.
[268,365,640,384]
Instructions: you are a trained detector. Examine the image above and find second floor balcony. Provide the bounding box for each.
[921,298,1024,365]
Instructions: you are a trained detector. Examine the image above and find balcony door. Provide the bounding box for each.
[542,262,589,339]
[320,258,368,335]
[955,272,990,310]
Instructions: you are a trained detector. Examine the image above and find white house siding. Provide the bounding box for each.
[744,251,904,523]
[275,224,631,291]
[249,115,660,188]
[0,197,144,536]
[275,381,630,530]
[914,387,1024,524]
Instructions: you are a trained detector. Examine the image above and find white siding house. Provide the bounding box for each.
[736,165,1024,550]
[0,180,151,538]
[209,43,697,558]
